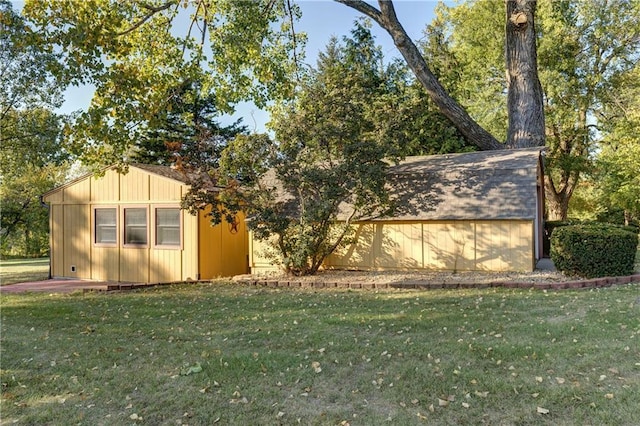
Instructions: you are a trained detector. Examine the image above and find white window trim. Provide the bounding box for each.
[153,205,183,250]
[122,206,149,248]
[93,206,118,247]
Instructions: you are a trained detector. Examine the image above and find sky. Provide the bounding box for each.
[54,1,444,132]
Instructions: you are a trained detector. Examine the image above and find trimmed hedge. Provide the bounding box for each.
[551,224,639,278]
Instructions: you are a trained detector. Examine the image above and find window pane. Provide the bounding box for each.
[125,208,147,245]
[95,208,117,244]
[156,208,180,246]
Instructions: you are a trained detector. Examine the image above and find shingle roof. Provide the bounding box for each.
[131,163,189,183]
[259,147,544,222]
[385,147,544,221]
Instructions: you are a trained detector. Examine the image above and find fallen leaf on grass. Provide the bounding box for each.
[181,362,203,376]
[555,377,565,384]
[311,361,322,373]
[462,402,470,408]
[474,391,489,398]
[604,393,614,399]
[537,406,549,414]
[438,398,449,407]
[535,376,543,383]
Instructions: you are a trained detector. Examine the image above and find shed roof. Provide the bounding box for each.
[130,163,188,183]
[386,147,544,221]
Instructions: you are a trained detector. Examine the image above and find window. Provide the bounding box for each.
[156,208,181,247]
[95,208,117,245]
[124,208,147,245]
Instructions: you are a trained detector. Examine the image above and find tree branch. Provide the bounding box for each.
[286,0,302,80]
[335,0,502,150]
[117,1,177,36]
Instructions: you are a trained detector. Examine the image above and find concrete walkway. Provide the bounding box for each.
[0,279,111,294]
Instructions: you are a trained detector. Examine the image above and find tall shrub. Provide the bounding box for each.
[551,224,639,278]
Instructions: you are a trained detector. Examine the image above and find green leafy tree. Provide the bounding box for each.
[132,79,246,166]
[421,0,640,220]
[337,0,544,149]
[197,23,401,275]
[23,0,304,168]
[24,0,552,162]
[0,1,69,257]
[594,63,640,225]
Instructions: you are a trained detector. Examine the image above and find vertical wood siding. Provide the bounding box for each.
[423,222,476,271]
[91,247,120,281]
[51,205,64,277]
[249,235,279,272]
[181,212,199,280]
[91,171,119,201]
[120,168,150,202]
[63,178,90,203]
[62,205,91,278]
[120,247,149,283]
[44,166,215,283]
[250,220,535,273]
[198,209,249,278]
[150,175,182,201]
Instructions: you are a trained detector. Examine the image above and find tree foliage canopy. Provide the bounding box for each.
[1,0,70,256]
[189,22,401,275]
[422,0,640,220]
[23,0,304,167]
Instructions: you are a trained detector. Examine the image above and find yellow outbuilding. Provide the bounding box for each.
[43,164,248,283]
[250,147,546,273]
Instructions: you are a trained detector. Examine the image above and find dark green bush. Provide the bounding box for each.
[544,220,639,256]
[543,220,580,255]
[551,224,639,278]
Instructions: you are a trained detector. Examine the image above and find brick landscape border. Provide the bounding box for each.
[230,274,640,291]
[106,274,640,292]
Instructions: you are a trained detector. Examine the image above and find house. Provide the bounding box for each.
[43,164,249,283]
[251,147,545,273]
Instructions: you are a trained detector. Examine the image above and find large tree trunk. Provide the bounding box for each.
[336,0,503,151]
[544,168,579,221]
[505,0,545,148]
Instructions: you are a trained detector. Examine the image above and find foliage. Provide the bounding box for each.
[422,0,640,220]
[22,0,304,168]
[594,63,640,225]
[182,20,474,275]
[422,2,507,143]
[0,0,63,114]
[131,79,248,226]
[551,224,639,278]
[131,79,247,166]
[209,22,408,275]
[0,2,70,257]
[2,284,640,424]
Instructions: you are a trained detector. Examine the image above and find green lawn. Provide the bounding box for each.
[0,258,49,286]
[1,283,639,425]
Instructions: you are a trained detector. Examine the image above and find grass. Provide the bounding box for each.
[0,258,49,286]
[1,283,639,425]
